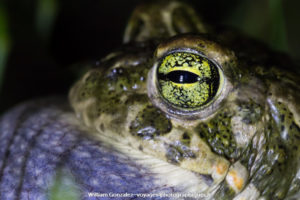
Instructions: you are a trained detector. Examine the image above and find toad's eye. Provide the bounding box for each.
[156,52,222,109]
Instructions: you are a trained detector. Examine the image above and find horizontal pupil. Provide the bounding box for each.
[166,70,199,84]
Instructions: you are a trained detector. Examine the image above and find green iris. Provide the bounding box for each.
[157,51,221,109]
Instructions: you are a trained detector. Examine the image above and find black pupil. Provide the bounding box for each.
[164,70,199,84]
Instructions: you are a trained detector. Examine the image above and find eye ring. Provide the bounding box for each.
[147,48,228,121]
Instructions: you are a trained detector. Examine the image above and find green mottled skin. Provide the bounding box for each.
[69,1,300,199]
[196,110,239,159]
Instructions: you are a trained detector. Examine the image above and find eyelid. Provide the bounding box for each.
[147,34,236,121]
[148,48,232,121]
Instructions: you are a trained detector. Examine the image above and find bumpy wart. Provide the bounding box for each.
[157,52,220,109]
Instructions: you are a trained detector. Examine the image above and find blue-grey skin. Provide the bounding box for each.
[1,1,300,200]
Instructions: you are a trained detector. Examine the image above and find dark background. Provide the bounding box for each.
[0,0,299,113]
